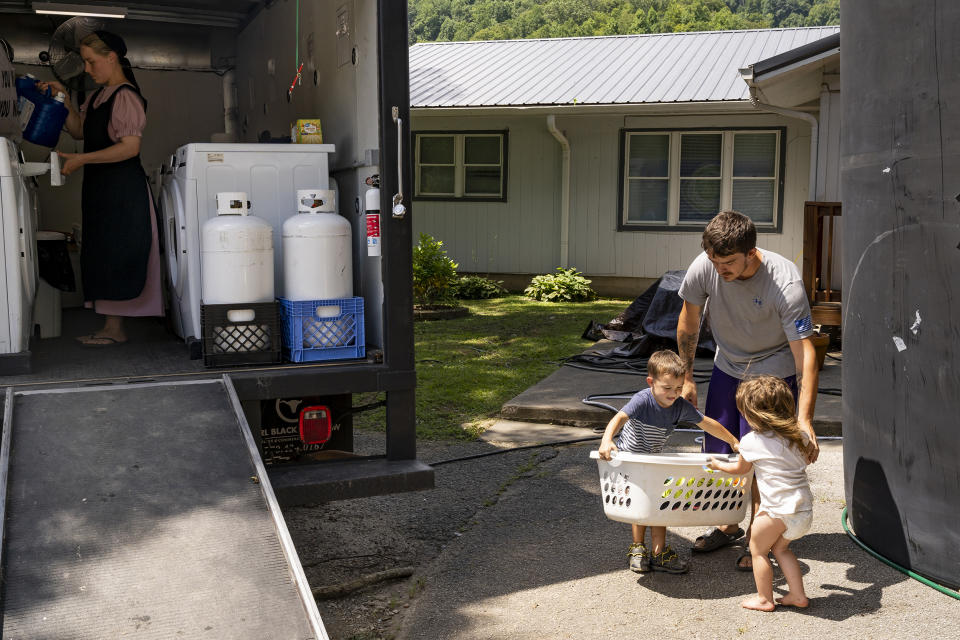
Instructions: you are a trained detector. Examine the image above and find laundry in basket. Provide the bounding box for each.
[590,451,753,527]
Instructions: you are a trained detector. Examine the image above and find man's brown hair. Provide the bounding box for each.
[647,349,687,380]
[701,210,756,256]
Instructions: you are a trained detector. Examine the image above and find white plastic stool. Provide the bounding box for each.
[33,277,62,338]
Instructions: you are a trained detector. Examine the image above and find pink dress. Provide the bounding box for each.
[80,84,163,317]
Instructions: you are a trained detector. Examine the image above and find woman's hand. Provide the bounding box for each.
[35,80,68,96]
[58,151,86,176]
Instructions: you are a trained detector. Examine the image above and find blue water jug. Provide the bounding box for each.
[16,75,68,148]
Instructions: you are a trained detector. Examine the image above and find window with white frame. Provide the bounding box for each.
[620,128,784,230]
[414,131,507,200]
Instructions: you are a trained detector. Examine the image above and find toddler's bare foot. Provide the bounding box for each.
[776,593,809,608]
[740,595,776,611]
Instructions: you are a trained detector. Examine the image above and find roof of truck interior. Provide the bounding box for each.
[0,1,266,28]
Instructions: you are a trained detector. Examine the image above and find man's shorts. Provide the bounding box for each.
[701,366,798,455]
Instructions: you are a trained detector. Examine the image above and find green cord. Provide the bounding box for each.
[841,507,960,600]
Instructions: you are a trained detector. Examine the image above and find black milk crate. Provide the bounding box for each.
[200,301,282,368]
[279,297,365,363]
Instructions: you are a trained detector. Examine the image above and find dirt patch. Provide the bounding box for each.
[413,306,470,321]
[281,432,561,639]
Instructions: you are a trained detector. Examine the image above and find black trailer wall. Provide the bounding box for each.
[841,0,960,587]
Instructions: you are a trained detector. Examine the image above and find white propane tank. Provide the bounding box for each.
[201,192,275,304]
[282,188,352,301]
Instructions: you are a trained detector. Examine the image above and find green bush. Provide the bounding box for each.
[524,267,597,302]
[454,275,507,300]
[412,233,459,306]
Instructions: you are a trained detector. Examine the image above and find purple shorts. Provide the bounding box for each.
[701,366,798,454]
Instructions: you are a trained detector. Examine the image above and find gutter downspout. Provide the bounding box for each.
[546,115,570,268]
[747,86,818,201]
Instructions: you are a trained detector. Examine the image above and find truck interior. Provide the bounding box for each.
[1,0,429,502]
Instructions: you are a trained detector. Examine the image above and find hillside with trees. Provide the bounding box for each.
[409,0,839,43]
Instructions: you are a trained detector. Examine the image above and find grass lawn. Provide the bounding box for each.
[354,294,631,440]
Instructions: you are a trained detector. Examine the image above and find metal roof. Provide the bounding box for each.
[410,26,840,108]
[747,32,839,79]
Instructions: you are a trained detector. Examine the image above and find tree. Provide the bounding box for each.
[805,0,839,25]
[408,0,830,43]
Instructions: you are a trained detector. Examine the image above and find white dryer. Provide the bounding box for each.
[160,143,336,346]
[0,136,39,370]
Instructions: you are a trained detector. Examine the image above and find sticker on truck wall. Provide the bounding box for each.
[207,152,224,163]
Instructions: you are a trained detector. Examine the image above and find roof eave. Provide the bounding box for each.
[411,100,760,117]
[740,47,839,89]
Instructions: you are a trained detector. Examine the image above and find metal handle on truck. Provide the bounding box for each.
[391,106,406,219]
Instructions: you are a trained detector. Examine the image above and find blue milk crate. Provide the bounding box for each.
[279,297,365,363]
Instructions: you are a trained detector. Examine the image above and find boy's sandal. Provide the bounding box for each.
[735,550,774,571]
[691,527,745,553]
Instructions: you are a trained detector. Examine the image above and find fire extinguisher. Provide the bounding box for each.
[364,174,381,257]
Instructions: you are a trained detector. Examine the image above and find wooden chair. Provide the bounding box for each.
[801,201,842,326]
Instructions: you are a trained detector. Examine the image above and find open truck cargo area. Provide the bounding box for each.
[0,0,430,500]
[0,380,328,639]
[0,0,429,636]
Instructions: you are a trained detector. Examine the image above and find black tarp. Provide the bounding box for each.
[583,270,715,358]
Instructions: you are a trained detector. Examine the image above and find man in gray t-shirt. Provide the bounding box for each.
[676,210,820,567]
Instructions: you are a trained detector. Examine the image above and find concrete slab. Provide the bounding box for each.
[501,342,842,436]
[478,419,600,446]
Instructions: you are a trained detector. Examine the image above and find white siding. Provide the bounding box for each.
[411,115,562,273]
[411,111,812,278]
[817,87,843,202]
[817,84,843,288]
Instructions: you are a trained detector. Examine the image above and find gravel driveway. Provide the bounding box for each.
[283,430,960,640]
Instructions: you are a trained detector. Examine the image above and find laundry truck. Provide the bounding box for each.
[0,2,425,637]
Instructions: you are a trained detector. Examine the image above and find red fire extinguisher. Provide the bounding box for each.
[364,175,381,257]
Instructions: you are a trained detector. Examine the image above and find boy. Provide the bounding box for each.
[598,349,740,574]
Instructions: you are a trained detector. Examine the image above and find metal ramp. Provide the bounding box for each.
[0,377,328,639]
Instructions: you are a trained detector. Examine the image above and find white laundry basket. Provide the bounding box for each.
[590,451,753,527]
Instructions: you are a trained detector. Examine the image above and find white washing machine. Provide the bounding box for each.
[160,143,337,345]
[0,136,39,367]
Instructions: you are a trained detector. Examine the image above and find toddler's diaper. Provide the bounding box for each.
[777,510,813,540]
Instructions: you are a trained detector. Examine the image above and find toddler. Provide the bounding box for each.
[708,375,813,610]
[599,349,739,574]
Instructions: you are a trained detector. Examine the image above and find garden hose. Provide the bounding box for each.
[841,507,960,600]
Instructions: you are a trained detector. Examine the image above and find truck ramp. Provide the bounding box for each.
[0,378,328,639]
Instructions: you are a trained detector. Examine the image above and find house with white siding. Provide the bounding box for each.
[409,27,841,296]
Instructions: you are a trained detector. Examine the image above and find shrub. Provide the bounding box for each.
[454,275,507,300]
[412,233,459,306]
[524,267,597,302]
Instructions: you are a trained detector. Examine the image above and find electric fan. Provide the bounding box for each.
[39,16,105,92]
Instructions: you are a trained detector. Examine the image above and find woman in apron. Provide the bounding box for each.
[37,30,162,346]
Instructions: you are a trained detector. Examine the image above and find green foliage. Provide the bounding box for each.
[524,267,597,302]
[408,0,839,43]
[412,233,459,306]
[351,295,631,439]
[454,275,508,299]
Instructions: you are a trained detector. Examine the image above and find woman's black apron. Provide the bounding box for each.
[80,84,151,302]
